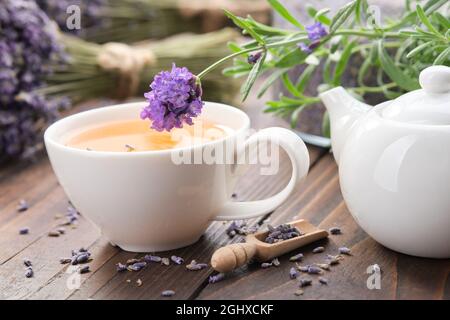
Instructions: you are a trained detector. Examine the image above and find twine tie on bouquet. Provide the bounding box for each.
[97,42,156,100]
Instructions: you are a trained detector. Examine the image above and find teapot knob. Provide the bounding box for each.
[419,65,450,94]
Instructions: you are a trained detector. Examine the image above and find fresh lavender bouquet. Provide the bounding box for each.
[167,0,449,136]
[0,0,68,162]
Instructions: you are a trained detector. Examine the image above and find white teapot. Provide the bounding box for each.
[319,66,450,258]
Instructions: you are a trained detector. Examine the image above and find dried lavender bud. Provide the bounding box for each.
[290,267,299,279]
[289,253,304,262]
[297,265,309,272]
[186,260,208,271]
[116,262,127,272]
[71,255,79,265]
[17,199,29,212]
[127,262,147,271]
[79,265,90,274]
[144,255,162,263]
[307,265,323,275]
[19,227,29,235]
[294,289,304,296]
[312,246,325,253]
[326,254,343,265]
[315,263,330,271]
[23,259,32,267]
[126,258,141,265]
[339,247,351,255]
[271,258,280,267]
[329,227,342,235]
[76,253,91,264]
[231,193,237,198]
[136,279,143,287]
[209,273,225,284]
[264,223,302,243]
[161,257,170,266]
[318,277,328,285]
[25,268,34,278]
[79,247,88,252]
[299,278,312,287]
[48,231,60,237]
[57,227,65,234]
[161,290,175,297]
[60,258,72,264]
[261,262,272,269]
[170,255,184,265]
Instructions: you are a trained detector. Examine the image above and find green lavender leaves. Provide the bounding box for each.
[217,0,449,134]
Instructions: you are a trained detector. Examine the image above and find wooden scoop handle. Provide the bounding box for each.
[211,242,257,273]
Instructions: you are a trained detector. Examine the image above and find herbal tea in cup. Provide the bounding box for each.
[45,102,310,252]
[65,119,232,152]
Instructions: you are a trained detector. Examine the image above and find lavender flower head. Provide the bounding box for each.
[306,22,328,41]
[298,22,328,54]
[141,64,203,132]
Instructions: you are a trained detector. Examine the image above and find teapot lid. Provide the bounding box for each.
[381,66,450,125]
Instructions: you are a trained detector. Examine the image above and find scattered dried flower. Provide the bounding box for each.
[25,268,34,278]
[161,257,170,266]
[271,258,280,267]
[170,255,184,265]
[76,253,91,264]
[136,279,142,287]
[23,259,32,267]
[261,262,272,269]
[209,273,225,284]
[318,277,328,285]
[289,253,304,262]
[161,290,175,297]
[290,267,299,279]
[307,265,323,275]
[116,262,127,272]
[294,289,304,296]
[127,262,147,271]
[79,265,90,274]
[329,227,342,235]
[312,246,325,254]
[17,199,29,212]
[315,263,330,271]
[297,264,309,273]
[19,227,29,235]
[299,278,312,287]
[144,255,162,263]
[339,247,351,255]
[186,260,208,271]
[126,258,141,265]
[326,254,343,265]
[48,230,60,237]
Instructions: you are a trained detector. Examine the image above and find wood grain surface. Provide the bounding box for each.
[0,98,448,300]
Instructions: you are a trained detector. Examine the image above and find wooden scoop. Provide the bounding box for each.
[211,219,328,273]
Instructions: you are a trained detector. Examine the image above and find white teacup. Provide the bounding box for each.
[44,102,310,252]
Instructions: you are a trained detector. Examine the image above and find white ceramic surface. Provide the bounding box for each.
[44,102,310,252]
[319,66,450,258]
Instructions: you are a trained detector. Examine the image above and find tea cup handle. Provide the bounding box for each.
[214,127,309,220]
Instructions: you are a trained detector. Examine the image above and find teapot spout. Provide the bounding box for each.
[319,87,371,163]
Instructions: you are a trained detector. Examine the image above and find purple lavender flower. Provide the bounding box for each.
[116,262,127,272]
[0,0,67,161]
[161,290,175,297]
[208,273,225,284]
[141,63,203,132]
[17,199,29,212]
[170,255,184,265]
[247,52,262,64]
[306,22,328,41]
[289,267,299,279]
[144,255,162,263]
[19,227,29,235]
[298,42,313,54]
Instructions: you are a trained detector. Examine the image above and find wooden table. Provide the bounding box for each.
[0,99,449,300]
